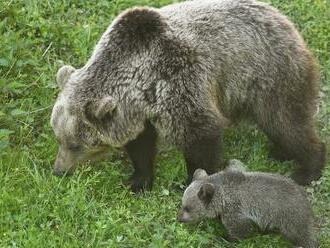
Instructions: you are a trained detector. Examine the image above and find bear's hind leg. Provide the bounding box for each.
[257,109,325,185]
[125,121,157,192]
[268,140,292,162]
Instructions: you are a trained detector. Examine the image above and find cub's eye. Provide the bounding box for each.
[68,143,82,152]
[183,206,191,212]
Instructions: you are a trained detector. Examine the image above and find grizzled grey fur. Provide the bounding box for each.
[51,0,325,191]
[177,160,318,248]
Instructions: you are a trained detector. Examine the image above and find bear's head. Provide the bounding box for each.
[51,58,150,175]
[177,169,218,223]
[51,65,110,176]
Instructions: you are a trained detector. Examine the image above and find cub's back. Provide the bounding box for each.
[238,172,313,227]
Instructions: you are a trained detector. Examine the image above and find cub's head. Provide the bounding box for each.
[177,169,217,223]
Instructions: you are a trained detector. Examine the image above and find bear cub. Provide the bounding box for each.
[177,160,318,248]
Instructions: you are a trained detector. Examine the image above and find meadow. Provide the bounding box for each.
[0,0,329,247]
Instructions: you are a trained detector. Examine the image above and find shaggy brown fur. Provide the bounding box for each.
[51,0,325,191]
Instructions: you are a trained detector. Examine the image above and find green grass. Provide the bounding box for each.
[0,0,329,247]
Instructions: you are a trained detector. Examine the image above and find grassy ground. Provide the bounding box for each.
[0,0,329,247]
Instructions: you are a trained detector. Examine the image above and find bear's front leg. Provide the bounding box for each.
[125,121,158,192]
[182,120,224,184]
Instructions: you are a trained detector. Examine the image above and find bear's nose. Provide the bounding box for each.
[177,211,185,223]
[177,216,188,223]
[177,216,184,223]
[53,167,73,177]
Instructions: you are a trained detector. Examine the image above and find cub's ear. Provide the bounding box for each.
[198,183,215,206]
[193,169,208,181]
[56,65,76,89]
[226,159,246,172]
[83,96,117,124]
[113,7,168,46]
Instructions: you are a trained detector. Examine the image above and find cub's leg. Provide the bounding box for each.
[125,121,157,192]
[280,223,318,248]
[221,213,256,241]
[182,118,224,183]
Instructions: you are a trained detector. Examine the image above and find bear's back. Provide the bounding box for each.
[159,0,311,119]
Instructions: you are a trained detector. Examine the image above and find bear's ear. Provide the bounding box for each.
[56,65,76,90]
[198,183,215,206]
[226,159,246,172]
[83,96,117,124]
[193,169,208,181]
[113,7,168,46]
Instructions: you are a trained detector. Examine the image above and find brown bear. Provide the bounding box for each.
[178,160,318,248]
[51,0,325,192]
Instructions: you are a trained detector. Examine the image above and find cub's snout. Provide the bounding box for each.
[177,208,194,223]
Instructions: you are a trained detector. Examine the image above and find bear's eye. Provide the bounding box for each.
[183,206,191,212]
[91,140,101,147]
[68,143,82,152]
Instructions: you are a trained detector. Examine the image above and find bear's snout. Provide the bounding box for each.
[53,167,73,177]
[177,209,191,223]
[53,147,77,177]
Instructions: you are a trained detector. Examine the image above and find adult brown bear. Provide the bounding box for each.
[51,0,325,192]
